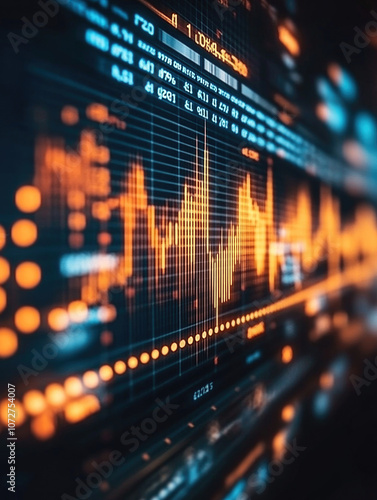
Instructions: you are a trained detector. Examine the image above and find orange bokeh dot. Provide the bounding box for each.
[128,356,138,369]
[151,349,159,360]
[161,346,169,356]
[281,405,295,422]
[48,308,69,331]
[188,336,194,345]
[92,201,111,221]
[64,377,82,397]
[15,186,41,213]
[0,257,10,284]
[68,300,88,323]
[86,103,108,122]
[98,304,117,323]
[15,306,40,334]
[23,390,46,416]
[171,342,178,352]
[98,232,112,246]
[11,220,37,247]
[278,25,300,56]
[65,395,100,424]
[99,365,113,381]
[140,353,150,364]
[68,212,86,231]
[45,384,66,407]
[316,103,329,122]
[320,372,334,390]
[179,339,186,348]
[15,262,41,289]
[67,190,85,210]
[272,430,287,459]
[328,63,341,84]
[0,328,17,358]
[61,105,79,125]
[282,346,293,364]
[31,412,55,440]
[114,361,126,374]
[83,371,99,389]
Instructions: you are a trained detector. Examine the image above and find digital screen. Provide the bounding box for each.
[1,1,377,499]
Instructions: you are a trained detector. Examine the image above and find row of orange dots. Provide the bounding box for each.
[78,305,288,381]
[14,304,293,433]
[0,376,100,440]
[0,186,42,358]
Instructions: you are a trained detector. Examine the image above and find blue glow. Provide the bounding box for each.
[139,58,154,74]
[246,350,261,365]
[110,24,134,45]
[121,28,134,45]
[231,123,239,134]
[110,44,134,64]
[60,253,118,277]
[58,0,86,16]
[111,65,134,85]
[57,327,90,354]
[325,103,348,134]
[337,68,357,101]
[248,132,257,143]
[223,480,246,500]
[355,112,377,147]
[85,29,109,52]
[134,13,155,36]
[138,39,156,56]
[330,356,348,379]
[144,81,154,94]
[317,78,339,103]
[246,104,256,115]
[313,392,330,417]
[86,8,108,29]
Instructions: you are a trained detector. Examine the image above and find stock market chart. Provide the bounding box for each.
[2,1,377,499]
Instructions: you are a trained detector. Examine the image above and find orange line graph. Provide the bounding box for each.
[36,126,377,331]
